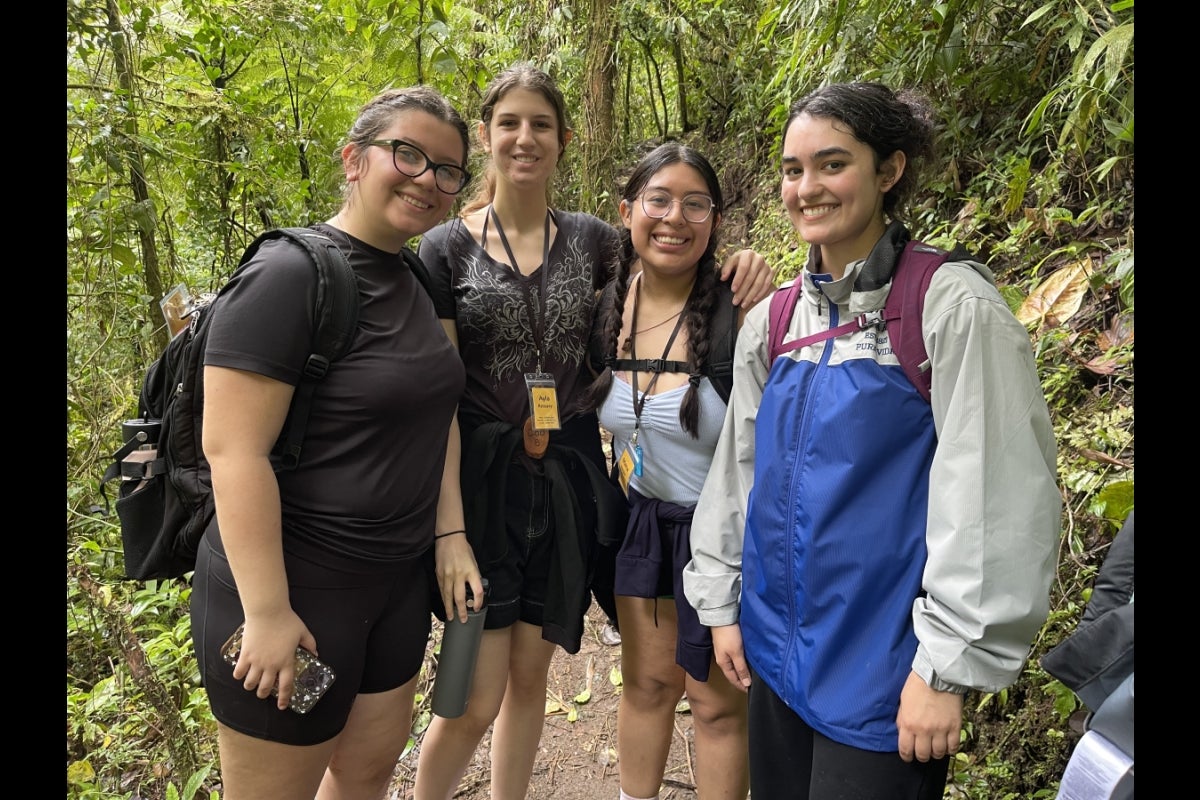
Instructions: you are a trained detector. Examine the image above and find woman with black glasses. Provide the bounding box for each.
[189,86,470,800]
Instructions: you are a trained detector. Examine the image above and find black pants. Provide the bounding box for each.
[747,665,949,800]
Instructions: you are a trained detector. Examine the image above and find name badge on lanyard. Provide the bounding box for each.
[524,372,561,432]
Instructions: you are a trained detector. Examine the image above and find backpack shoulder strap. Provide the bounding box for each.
[768,275,854,362]
[706,281,737,404]
[596,279,738,404]
[247,227,360,469]
[882,241,956,404]
[765,242,968,403]
[401,247,434,299]
[767,280,804,365]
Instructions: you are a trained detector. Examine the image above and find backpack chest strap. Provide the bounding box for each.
[605,357,691,375]
[772,310,887,356]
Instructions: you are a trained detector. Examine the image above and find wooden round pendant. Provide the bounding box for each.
[523,417,549,458]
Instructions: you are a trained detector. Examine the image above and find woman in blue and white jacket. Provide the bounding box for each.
[683,82,1061,800]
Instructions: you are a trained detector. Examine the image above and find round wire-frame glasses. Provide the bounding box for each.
[640,190,716,223]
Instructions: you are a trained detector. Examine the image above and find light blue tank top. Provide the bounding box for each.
[597,375,726,505]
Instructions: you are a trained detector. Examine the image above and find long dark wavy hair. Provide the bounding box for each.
[582,141,725,438]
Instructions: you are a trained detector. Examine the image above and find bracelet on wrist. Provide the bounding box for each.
[435,529,466,540]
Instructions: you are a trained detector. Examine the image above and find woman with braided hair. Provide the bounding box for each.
[584,142,752,800]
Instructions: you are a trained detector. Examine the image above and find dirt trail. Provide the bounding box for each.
[390,602,701,799]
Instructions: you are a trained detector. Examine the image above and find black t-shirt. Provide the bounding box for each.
[203,223,465,563]
[419,210,620,427]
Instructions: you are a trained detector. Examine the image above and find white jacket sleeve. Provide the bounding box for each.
[911,263,1061,694]
[683,297,772,627]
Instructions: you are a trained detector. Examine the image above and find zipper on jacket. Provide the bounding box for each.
[776,274,839,695]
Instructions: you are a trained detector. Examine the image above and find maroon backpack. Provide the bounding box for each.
[766,241,960,403]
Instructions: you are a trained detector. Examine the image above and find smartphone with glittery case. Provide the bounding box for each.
[220,624,335,714]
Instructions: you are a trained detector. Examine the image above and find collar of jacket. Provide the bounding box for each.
[855,219,911,291]
[800,219,911,293]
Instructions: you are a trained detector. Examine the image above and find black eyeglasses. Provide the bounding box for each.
[639,190,716,223]
[366,139,471,195]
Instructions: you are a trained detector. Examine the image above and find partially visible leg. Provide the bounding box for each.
[217,722,336,800]
[414,627,515,800]
[809,732,949,800]
[192,536,344,800]
[747,665,950,800]
[489,620,557,800]
[685,661,749,799]
[593,540,622,646]
[616,595,684,799]
[317,678,420,800]
[747,665,814,800]
[318,540,434,799]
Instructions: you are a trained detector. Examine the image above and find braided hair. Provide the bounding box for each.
[582,141,725,438]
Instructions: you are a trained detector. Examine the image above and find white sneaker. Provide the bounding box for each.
[599,621,622,646]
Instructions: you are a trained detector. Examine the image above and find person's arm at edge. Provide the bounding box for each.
[719,248,778,309]
[683,299,770,690]
[203,365,309,711]
[900,263,1061,760]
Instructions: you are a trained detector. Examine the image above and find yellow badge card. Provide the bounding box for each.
[616,448,635,494]
[524,373,561,430]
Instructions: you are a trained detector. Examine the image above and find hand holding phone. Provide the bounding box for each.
[220,623,336,714]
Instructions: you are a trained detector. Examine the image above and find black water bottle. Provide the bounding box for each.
[431,578,489,719]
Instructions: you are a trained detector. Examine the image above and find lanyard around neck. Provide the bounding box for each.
[486,205,553,371]
[628,274,689,429]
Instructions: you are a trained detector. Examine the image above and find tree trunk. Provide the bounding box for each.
[581,0,619,222]
[673,37,692,133]
[106,0,168,353]
[630,34,665,138]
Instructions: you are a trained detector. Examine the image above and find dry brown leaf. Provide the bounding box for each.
[1083,356,1118,375]
[1016,259,1093,328]
[1096,312,1134,351]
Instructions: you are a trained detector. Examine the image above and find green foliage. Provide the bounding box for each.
[66,545,217,798]
[1021,1,1134,174]
[68,1,1133,796]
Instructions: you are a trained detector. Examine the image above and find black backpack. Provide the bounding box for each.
[100,227,365,581]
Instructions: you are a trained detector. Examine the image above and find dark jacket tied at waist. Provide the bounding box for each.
[458,411,627,654]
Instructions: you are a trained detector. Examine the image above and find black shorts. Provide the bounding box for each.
[481,456,596,632]
[482,461,555,630]
[190,530,432,746]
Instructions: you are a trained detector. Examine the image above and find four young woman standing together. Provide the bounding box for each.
[191,62,1059,800]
